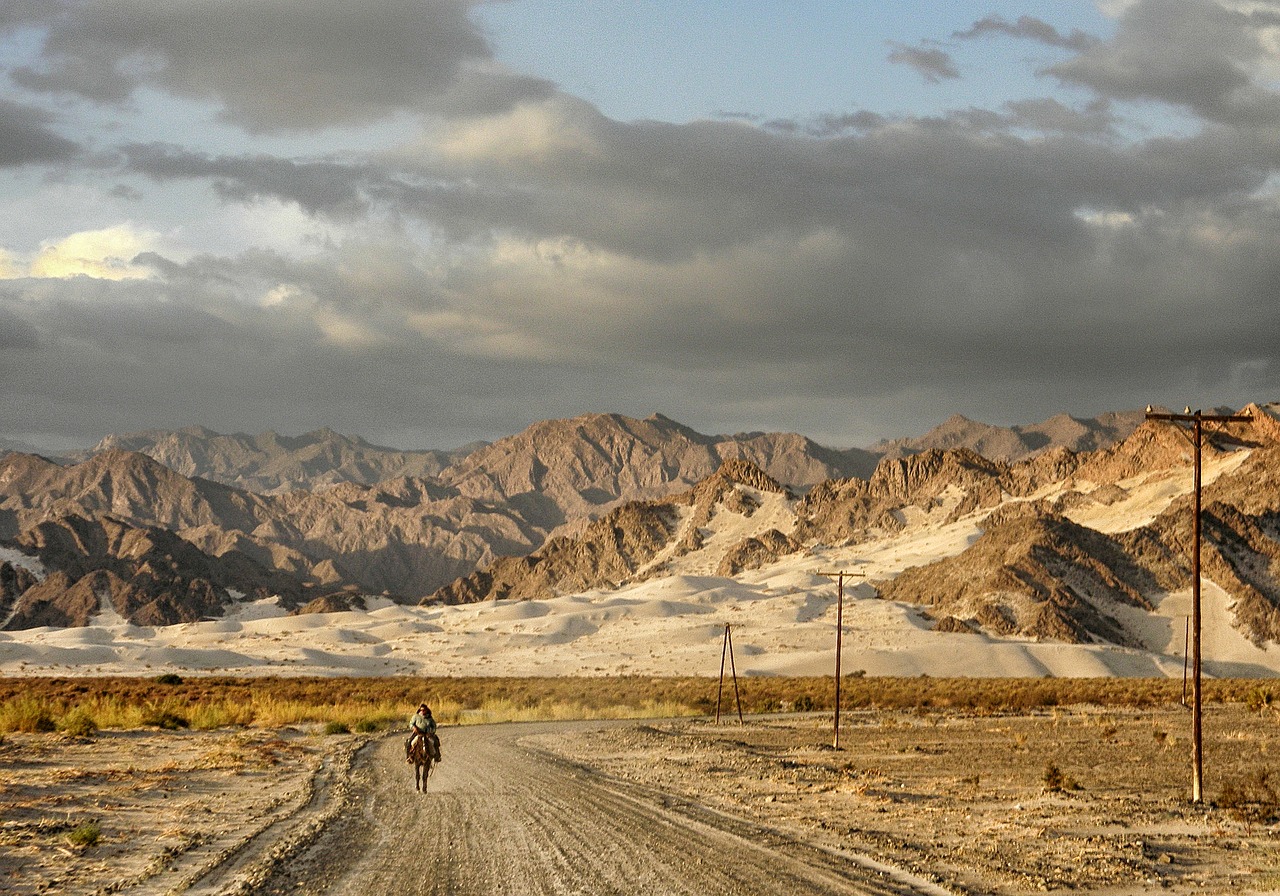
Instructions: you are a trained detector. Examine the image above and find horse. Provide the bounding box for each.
[408,736,433,792]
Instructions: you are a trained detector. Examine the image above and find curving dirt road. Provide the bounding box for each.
[252,721,950,896]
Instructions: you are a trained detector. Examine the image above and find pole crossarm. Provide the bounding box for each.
[1145,412,1252,425]
[1144,406,1253,804]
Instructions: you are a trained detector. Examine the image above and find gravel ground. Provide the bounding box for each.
[557,705,1280,895]
[3,703,1279,895]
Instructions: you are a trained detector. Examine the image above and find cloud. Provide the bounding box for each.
[3,1,1280,450]
[18,225,161,280]
[1000,98,1117,135]
[954,15,1100,52]
[121,143,373,217]
[886,42,960,83]
[1047,0,1280,128]
[0,98,78,167]
[4,0,554,132]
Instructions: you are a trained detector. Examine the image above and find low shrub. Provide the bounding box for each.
[1043,761,1079,792]
[1219,769,1280,827]
[0,696,56,733]
[322,721,350,735]
[59,708,98,737]
[66,821,100,848]
[141,707,189,730]
[0,675,1273,735]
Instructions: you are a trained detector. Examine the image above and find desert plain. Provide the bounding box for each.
[3,687,1280,895]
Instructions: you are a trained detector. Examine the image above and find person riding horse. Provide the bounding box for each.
[405,703,442,764]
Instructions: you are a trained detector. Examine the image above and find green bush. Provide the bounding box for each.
[154,673,184,685]
[1246,688,1275,713]
[66,821,100,848]
[322,721,350,735]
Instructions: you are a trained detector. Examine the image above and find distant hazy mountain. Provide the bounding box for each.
[67,426,477,494]
[43,409,1147,502]
[0,437,63,458]
[872,410,1147,462]
[438,412,877,531]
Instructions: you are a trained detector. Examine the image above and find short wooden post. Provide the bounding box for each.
[727,623,744,724]
[716,623,744,724]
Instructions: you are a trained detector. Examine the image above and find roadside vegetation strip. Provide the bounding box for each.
[0,675,1276,734]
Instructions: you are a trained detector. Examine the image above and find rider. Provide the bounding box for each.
[405,703,442,763]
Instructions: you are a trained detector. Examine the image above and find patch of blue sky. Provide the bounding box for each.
[474,1,1118,125]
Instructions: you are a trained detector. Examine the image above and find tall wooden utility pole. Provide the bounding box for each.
[1145,406,1251,803]
[817,570,864,749]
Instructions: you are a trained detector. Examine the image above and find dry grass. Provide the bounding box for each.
[0,675,1270,734]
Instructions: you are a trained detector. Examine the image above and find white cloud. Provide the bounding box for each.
[23,224,160,280]
[1074,207,1137,228]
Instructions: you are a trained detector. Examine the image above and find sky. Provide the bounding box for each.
[1,0,1278,453]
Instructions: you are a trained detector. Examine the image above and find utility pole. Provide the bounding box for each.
[1145,406,1251,803]
[1182,616,1190,707]
[817,570,864,749]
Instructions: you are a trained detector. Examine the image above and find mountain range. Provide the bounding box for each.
[6,405,1279,664]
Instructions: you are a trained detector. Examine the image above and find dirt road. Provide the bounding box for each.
[254,721,950,896]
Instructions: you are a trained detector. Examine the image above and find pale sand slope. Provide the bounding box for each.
[1,450,1276,679]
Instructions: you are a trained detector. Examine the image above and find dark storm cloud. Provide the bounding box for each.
[5,0,553,132]
[0,99,77,166]
[886,42,960,82]
[420,98,1277,267]
[0,262,609,449]
[3,0,1280,451]
[0,304,39,349]
[121,143,373,217]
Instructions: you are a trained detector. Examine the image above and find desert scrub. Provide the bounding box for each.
[1219,769,1280,827]
[2,676,1276,734]
[0,695,56,733]
[1246,688,1276,713]
[66,820,100,848]
[59,707,98,737]
[1043,761,1080,792]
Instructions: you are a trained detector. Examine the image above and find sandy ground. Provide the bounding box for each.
[3,704,1279,895]
[0,726,359,895]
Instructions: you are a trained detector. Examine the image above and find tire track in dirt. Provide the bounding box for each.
[254,722,952,896]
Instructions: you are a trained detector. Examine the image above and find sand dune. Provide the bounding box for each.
[4,486,1278,679]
